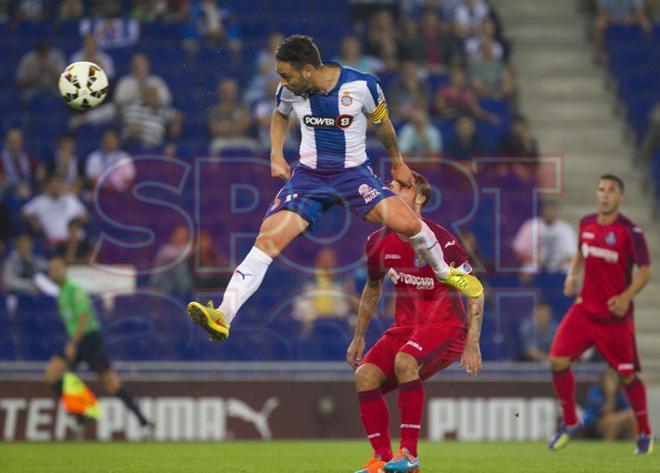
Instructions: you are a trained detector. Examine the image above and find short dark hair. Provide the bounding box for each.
[600,174,624,192]
[275,35,322,69]
[411,171,433,209]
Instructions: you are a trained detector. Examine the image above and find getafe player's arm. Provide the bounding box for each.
[270,109,292,180]
[563,250,585,297]
[460,293,484,376]
[608,265,651,317]
[347,277,383,369]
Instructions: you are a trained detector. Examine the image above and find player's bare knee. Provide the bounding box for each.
[394,353,419,381]
[549,357,571,371]
[354,365,381,391]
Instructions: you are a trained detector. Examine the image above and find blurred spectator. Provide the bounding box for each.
[434,67,499,122]
[397,17,426,64]
[71,33,116,79]
[122,83,183,150]
[164,0,191,22]
[255,77,291,150]
[192,230,231,290]
[150,226,192,295]
[335,35,384,74]
[512,199,576,276]
[399,109,442,155]
[184,0,241,53]
[12,0,49,21]
[16,40,65,101]
[466,17,504,61]
[401,0,463,22]
[453,0,490,40]
[293,248,355,330]
[467,33,513,99]
[244,31,283,105]
[208,78,256,152]
[517,301,557,362]
[389,61,431,123]
[462,229,492,274]
[115,53,172,108]
[85,129,136,193]
[131,0,169,22]
[419,8,462,72]
[46,134,83,195]
[583,370,636,440]
[57,0,84,22]
[365,9,399,70]
[2,233,47,295]
[499,114,538,157]
[21,174,87,248]
[89,0,122,16]
[80,15,140,50]
[593,0,651,63]
[0,128,37,200]
[70,53,173,130]
[444,115,484,161]
[0,1,8,22]
[640,103,660,164]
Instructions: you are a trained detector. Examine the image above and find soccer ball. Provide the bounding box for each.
[58,61,109,111]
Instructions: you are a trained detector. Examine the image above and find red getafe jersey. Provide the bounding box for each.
[365,219,468,328]
[578,213,650,319]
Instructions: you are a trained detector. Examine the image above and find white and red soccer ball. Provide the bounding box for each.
[58,61,109,111]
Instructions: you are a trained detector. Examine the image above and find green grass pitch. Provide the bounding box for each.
[1,440,657,473]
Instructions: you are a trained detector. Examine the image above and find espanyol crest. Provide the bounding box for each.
[341,92,353,106]
[605,232,616,245]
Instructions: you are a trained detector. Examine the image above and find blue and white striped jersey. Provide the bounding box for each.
[275,62,388,171]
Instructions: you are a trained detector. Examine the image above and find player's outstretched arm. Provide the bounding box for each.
[270,109,291,180]
[346,278,383,368]
[563,250,585,297]
[460,293,484,376]
[608,265,651,317]
[371,115,414,188]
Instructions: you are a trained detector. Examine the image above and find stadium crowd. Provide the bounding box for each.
[0,0,654,362]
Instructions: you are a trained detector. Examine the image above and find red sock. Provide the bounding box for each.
[623,376,652,435]
[358,389,392,461]
[398,379,424,457]
[552,368,578,426]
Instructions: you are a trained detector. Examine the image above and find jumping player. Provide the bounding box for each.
[548,175,653,454]
[346,172,484,473]
[43,257,153,439]
[187,35,483,341]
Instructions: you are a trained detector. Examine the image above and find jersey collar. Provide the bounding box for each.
[313,61,345,96]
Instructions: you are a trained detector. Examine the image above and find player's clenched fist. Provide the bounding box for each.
[460,342,482,376]
[563,274,578,297]
[346,337,366,369]
[270,155,291,180]
[607,294,630,317]
[391,161,415,189]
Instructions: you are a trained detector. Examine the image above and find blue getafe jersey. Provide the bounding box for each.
[275,61,388,171]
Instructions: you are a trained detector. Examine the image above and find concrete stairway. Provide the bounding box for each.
[492,0,660,374]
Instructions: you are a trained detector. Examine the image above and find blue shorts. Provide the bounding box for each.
[264,162,395,229]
